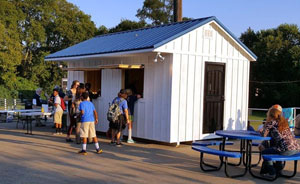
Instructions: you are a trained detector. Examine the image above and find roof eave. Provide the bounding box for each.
[45,48,155,62]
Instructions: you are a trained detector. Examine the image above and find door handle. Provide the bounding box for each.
[221,96,225,101]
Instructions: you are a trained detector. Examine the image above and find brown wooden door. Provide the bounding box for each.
[203,62,225,134]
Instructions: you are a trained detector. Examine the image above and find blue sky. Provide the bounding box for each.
[67,0,300,37]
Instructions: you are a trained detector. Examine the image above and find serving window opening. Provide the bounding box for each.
[84,70,102,95]
[124,69,144,97]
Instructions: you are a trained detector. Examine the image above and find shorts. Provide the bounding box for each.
[109,115,126,132]
[80,122,96,138]
[129,115,134,122]
[54,111,63,124]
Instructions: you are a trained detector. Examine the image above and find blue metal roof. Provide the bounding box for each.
[45,16,257,60]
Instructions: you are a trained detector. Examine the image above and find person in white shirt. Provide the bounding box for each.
[53,88,63,135]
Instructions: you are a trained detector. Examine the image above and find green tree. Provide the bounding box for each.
[240,24,300,107]
[0,0,97,98]
[17,0,97,92]
[0,1,23,89]
[137,0,173,25]
[95,25,109,36]
[109,19,148,33]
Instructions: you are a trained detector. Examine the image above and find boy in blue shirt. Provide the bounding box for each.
[78,92,102,155]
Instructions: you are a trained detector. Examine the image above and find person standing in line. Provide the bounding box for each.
[74,83,92,144]
[78,92,102,155]
[110,89,130,147]
[125,89,141,143]
[85,83,100,103]
[65,80,80,142]
[53,88,63,135]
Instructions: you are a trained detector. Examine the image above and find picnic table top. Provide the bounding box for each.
[215,130,271,141]
[19,112,52,116]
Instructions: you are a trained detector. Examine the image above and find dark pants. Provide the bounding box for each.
[261,148,299,175]
[67,114,76,136]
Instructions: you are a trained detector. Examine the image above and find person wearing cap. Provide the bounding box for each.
[110,89,130,147]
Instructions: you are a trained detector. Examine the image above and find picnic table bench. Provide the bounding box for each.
[251,153,300,181]
[192,145,244,177]
[192,140,234,147]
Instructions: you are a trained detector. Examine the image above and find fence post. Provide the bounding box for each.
[294,108,297,129]
[14,99,16,109]
[4,99,7,110]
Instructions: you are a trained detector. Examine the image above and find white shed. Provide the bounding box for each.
[45,16,257,144]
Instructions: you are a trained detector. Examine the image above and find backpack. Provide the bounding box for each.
[107,98,123,123]
[60,97,66,111]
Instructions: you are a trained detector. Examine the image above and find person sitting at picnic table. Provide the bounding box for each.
[247,121,255,132]
[259,106,300,178]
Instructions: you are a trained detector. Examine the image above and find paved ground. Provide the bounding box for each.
[0,121,299,184]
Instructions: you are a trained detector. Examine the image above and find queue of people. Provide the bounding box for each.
[45,80,140,155]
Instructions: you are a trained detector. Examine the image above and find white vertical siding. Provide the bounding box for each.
[64,20,253,143]
[67,62,84,89]
[71,54,172,142]
[97,69,122,131]
[156,21,252,142]
[178,54,188,141]
[170,54,181,143]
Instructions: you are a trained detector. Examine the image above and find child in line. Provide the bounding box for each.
[53,88,63,135]
[78,92,102,155]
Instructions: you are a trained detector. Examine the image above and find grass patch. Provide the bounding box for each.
[249,111,267,130]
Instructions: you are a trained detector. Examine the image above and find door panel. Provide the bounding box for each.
[203,63,225,134]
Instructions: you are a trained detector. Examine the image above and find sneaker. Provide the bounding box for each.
[127,139,135,144]
[66,138,73,142]
[116,143,123,147]
[110,141,116,145]
[261,173,276,179]
[59,132,63,135]
[53,132,59,135]
[96,149,103,154]
[78,150,87,155]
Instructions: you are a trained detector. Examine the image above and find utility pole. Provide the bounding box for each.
[173,0,182,22]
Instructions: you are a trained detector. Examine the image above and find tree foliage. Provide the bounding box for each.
[240,25,300,107]
[137,0,173,25]
[0,1,23,89]
[0,0,97,98]
[96,19,148,36]
[136,0,192,25]
[109,19,148,33]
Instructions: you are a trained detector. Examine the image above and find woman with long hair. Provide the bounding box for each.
[65,80,80,142]
[259,106,300,178]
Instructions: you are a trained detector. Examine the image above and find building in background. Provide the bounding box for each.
[45,16,257,144]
